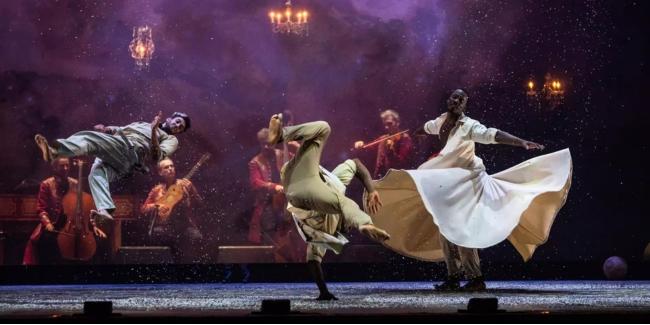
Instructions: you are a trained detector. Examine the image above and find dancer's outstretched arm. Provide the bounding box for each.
[495,130,545,150]
[352,158,383,214]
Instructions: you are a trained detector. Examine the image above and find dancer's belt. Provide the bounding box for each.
[116,130,149,174]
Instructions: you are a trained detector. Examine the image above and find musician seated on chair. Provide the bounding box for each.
[23,157,107,265]
[141,158,203,263]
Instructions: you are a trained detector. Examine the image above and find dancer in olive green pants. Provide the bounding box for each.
[268,114,390,300]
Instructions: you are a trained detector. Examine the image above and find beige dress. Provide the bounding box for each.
[369,113,572,261]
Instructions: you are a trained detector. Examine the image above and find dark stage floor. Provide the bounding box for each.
[1,281,649,321]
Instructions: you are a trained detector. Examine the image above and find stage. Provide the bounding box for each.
[1,281,649,321]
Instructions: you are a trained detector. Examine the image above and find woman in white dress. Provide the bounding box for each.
[369,89,572,291]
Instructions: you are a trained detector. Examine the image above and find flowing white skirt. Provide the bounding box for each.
[369,148,572,261]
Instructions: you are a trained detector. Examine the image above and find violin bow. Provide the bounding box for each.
[360,129,410,149]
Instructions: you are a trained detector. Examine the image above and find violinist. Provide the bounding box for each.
[22,157,106,265]
[355,110,413,178]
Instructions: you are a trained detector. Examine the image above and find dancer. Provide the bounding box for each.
[268,115,390,300]
[34,111,190,224]
[369,89,572,291]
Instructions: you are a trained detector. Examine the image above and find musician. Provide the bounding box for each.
[141,158,203,263]
[247,128,286,245]
[22,157,106,265]
[373,109,413,178]
[34,111,190,224]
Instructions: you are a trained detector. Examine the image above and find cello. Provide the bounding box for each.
[57,159,97,261]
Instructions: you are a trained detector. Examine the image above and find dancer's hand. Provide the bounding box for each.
[93,226,107,238]
[521,140,545,150]
[93,124,106,132]
[274,184,284,193]
[45,222,54,232]
[152,111,163,128]
[366,190,383,215]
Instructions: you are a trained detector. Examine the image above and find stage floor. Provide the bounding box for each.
[1,281,649,320]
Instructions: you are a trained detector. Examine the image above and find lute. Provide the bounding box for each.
[155,153,211,220]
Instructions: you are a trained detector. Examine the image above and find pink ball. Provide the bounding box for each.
[603,256,628,280]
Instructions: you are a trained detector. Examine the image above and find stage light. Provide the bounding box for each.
[257,299,291,314]
[83,301,113,317]
[458,297,504,313]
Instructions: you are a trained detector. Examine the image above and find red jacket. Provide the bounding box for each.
[23,176,77,265]
[249,149,285,204]
[374,133,414,178]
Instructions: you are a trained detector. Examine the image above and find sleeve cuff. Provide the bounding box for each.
[423,120,435,135]
[487,128,499,144]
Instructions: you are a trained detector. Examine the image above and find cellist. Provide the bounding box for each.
[23,157,106,265]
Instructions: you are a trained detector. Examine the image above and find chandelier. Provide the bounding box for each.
[268,0,309,36]
[129,25,155,69]
[525,73,566,109]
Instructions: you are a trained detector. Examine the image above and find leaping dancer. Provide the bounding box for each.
[268,114,390,300]
[34,111,191,225]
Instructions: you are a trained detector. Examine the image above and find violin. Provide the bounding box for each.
[57,159,97,261]
[352,129,410,151]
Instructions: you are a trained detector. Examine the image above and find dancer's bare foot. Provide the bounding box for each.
[268,113,284,144]
[359,224,390,242]
[316,292,338,301]
[34,134,56,162]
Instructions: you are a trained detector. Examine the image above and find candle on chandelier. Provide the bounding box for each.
[269,12,275,23]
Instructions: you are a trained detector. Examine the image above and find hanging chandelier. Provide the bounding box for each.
[525,73,566,110]
[129,25,155,69]
[268,0,309,36]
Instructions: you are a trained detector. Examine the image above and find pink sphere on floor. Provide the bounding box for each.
[603,256,628,279]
